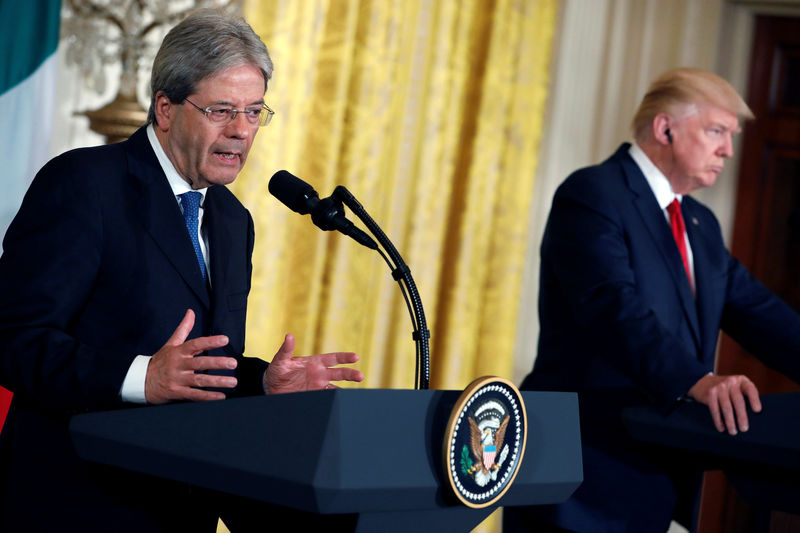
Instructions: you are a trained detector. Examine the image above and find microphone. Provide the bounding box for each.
[268,170,378,250]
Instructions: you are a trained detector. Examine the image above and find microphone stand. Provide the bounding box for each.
[332,186,431,390]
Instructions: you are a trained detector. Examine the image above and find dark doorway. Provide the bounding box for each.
[698,14,800,533]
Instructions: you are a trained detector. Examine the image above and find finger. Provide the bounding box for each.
[190,356,237,371]
[166,309,196,346]
[717,386,738,435]
[271,334,295,364]
[707,389,724,432]
[148,379,228,403]
[179,387,227,402]
[742,379,762,413]
[729,384,750,432]
[314,351,359,367]
[187,373,238,390]
[179,335,229,356]
[325,367,365,383]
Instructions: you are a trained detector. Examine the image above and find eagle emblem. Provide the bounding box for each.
[444,376,527,508]
[462,400,510,487]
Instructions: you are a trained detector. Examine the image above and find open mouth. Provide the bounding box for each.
[214,151,240,163]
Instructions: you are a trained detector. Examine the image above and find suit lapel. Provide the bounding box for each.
[203,187,249,358]
[204,187,235,310]
[682,199,717,362]
[616,148,701,349]
[124,128,211,308]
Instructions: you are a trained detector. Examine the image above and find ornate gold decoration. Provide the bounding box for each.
[62,0,238,144]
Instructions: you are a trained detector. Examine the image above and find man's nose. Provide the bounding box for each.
[719,133,734,158]
[224,112,250,138]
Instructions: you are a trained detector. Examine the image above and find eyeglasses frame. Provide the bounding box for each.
[184,97,274,127]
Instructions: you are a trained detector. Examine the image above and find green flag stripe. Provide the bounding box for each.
[0,0,61,95]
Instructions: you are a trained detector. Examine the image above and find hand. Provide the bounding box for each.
[145,309,238,404]
[263,334,364,394]
[687,373,762,435]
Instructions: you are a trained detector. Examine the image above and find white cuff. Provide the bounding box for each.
[120,355,151,404]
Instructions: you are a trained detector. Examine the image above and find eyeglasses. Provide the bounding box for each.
[184,98,274,127]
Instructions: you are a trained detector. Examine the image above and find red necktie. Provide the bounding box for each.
[667,198,691,286]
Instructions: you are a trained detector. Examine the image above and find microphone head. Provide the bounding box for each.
[268,170,318,215]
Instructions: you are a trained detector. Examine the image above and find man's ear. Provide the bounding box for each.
[652,113,673,146]
[153,91,173,131]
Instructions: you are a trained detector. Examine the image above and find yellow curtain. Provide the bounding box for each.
[236,0,557,391]
[224,1,556,531]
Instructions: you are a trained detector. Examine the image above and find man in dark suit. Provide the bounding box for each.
[0,10,363,532]
[504,68,800,532]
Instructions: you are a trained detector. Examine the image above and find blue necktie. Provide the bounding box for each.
[178,191,207,281]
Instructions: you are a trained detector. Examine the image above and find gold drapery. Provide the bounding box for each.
[224,1,556,531]
[235,0,557,392]
[235,0,556,393]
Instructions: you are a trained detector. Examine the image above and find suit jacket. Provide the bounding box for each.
[0,127,269,532]
[508,144,800,533]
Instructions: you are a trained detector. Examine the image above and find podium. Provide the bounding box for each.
[70,389,582,532]
[622,392,800,514]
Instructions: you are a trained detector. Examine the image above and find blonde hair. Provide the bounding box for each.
[631,68,754,141]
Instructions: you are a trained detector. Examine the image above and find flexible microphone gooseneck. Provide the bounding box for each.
[331,185,430,390]
[268,171,430,390]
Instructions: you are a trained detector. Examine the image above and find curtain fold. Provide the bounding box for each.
[236,0,557,395]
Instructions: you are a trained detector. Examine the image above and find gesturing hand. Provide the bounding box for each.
[263,334,364,394]
[145,309,238,404]
[688,373,762,435]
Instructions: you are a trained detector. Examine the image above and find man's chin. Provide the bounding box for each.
[702,173,719,188]
[690,173,718,192]
[200,172,240,188]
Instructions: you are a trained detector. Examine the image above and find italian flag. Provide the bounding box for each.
[0,0,61,432]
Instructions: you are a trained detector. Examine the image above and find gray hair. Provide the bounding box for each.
[147,9,273,124]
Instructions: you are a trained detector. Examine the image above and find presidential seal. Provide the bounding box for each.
[443,376,527,508]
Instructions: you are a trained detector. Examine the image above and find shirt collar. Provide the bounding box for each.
[146,124,208,203]
[629,142,681,209]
